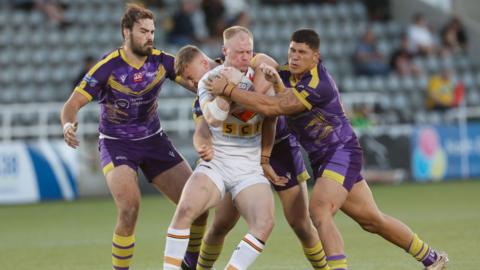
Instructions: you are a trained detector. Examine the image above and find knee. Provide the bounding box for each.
[118,203,140,225]
[286,215,311,237]
[175,203,198,223]
[309,202,335,228]
[251,216,275,237]
[357,213,386,234]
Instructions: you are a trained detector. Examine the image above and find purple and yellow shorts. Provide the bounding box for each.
[270,136,310,191]
[99,132,184,181]
[312,145,364,191]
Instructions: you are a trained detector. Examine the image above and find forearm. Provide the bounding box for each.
[61,96,85,126]
[251,53,279,70]
[228,86,281,117]
[193,119,212,151]
[202,97,230,127]
[61,103,79,126]
[261,116,277,162]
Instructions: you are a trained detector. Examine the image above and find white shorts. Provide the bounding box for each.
[194,157,270,199]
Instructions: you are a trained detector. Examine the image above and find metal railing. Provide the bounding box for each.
[0,98,196,141]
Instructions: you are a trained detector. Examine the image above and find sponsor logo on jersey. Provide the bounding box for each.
[133,72,144,82]
[146,71,157,78]
[232,110,257,122]
[83,75,98,87]
[119,74,127,83]
[115,99,130,109]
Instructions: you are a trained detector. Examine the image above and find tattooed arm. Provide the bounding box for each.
[225,86,305,117]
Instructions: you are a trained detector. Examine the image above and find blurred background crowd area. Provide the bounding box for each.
[1,0,480,129]
[1,0,480,184]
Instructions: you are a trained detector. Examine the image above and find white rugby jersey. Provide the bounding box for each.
[198,64,264,164]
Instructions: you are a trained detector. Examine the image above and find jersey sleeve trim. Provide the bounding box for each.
[174,75,183,83]
[74,86,93,101]
[75,50,119,100]
[250,54,260,67]
[291,88,313,110]
[307,65,320,89]
[193,114,204,123]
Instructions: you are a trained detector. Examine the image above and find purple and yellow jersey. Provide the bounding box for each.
[74,48,178,140]
[279,61,362,164]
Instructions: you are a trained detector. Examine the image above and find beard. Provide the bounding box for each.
[129,34,153,57]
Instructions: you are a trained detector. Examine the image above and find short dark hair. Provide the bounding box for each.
[121,3,155,38]
[291,29,320,51]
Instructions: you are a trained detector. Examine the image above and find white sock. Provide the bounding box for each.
[163,227,190,270]
[225,233,265,270]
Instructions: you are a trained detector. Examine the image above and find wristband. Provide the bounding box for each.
[63,122,73,133]
[260,155,270,165]
[63,122,77,133]
[223,83,236,98]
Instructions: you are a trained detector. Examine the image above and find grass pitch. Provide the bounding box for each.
[1,180,479,270]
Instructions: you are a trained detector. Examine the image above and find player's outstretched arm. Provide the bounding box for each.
[250,53,279,70]
[193,118,214,161]
[60,91,90,149]
[261,116,288,186]
[205,75,305,117]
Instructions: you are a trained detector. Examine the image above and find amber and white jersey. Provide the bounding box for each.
[197,64,264,166]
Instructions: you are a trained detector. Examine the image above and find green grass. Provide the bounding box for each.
[1,181,479,270]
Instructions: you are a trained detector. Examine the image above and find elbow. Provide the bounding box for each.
[60,100,74,116]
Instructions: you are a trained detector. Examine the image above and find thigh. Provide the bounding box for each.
[105,165,141,209]
[211,193,241,231]
[177,171,223,215]
[341,180,382,223]
[310,176,348,215]
[277,181,310,222]
[234,183,275,225]
[151,160,192,204]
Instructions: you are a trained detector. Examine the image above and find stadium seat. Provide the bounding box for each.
[340,76,355,92]
[0,85,15,104]
[466,88,480,106]
[386,75,401,92]
[461,72,475,88]
[400,76,416,92]
[355,76,371,92]
[415,75,429,89]
[370,76,386,92]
